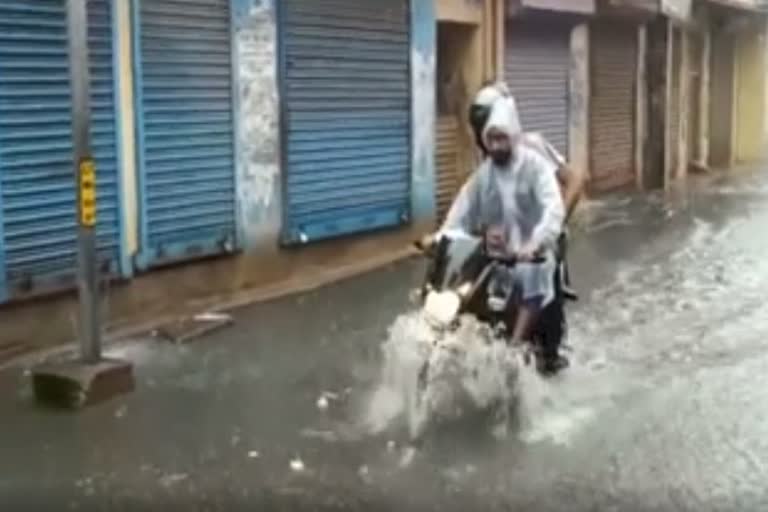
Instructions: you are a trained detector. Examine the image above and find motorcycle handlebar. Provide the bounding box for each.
[412,239,430,253]
[488,254,547,266]
[413,239,547,265]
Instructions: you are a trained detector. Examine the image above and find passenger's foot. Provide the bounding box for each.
[538,354,570,375]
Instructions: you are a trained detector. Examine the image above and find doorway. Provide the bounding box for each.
[643,19,668,189]
[435,22,475,223]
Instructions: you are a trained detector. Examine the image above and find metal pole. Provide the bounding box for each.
[67,0,101,363]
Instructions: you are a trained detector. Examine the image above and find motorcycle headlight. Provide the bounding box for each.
[457,282,472,299]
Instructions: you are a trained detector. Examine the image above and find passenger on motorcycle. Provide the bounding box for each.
[435,96,565,347]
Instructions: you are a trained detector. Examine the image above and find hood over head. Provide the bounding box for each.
[481,96,522,147]
[473,81,511,108]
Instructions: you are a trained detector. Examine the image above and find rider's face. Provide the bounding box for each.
[486,129,513,167]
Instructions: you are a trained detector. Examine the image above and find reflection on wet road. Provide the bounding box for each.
[2,173,768,510]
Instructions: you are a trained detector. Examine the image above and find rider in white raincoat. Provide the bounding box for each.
[438,96,565,345]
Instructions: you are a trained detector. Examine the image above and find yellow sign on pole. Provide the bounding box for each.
[79,158,96,227]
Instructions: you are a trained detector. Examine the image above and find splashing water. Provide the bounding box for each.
[364,310,524,440]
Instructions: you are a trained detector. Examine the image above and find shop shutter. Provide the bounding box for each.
[590,22,637,191]
[134,0,237,269]
[0,0,121,301]
[280,0,411,244]
[505,21,570,157]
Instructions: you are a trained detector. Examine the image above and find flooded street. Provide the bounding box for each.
[3,171,768,510]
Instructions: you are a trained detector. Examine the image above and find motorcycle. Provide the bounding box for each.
[407,230,571,442]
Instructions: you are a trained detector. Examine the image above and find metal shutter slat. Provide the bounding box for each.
[505,22,570,157]
[0,0,121,301]
[135,0,236,268]
[281,0,411,244]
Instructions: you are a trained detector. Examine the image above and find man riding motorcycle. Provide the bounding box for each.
[469,82,585,373]
[427,95,565,349]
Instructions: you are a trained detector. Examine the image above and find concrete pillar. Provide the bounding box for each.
[115,0,137,273]
[699,28,711,167]
[410,0,437,223]
[569,24,589,180]
[664,19,673,189]
[678,28,689,181]
[636,24,647,190]
[495,0,506,81]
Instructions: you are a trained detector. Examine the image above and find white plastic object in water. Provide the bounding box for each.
[423,290,461,326]
[290,458,305,472]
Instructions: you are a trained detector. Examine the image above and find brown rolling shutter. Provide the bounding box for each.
[590,22,637,191]
[435,116,460,223]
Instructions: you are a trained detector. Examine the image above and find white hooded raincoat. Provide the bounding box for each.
[440,97,565,305]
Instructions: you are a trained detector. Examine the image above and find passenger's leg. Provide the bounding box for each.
[510,256,555,347]
[510,297,541,345]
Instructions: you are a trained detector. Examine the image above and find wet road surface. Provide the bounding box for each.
[2,171,768,510]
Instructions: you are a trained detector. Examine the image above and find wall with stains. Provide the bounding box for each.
[231,0,281,249]
[569,24,590,181]
[410,0,437,223]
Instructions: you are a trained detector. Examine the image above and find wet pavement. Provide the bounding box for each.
[3,170,768,510]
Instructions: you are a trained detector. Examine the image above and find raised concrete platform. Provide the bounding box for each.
[31,358,134,409]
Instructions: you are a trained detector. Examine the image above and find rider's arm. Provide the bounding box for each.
[526,152,565,252]
[439,171,479,235]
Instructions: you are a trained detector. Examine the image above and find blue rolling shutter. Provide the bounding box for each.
[0,0,122,302]
[134,0,237,269]
[280,0,411,245]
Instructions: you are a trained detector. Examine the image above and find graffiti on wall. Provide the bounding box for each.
[233,0,280,244]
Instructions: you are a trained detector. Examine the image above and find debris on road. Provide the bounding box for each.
[193,312,232,323]
[358,465,372,484]
[299,428,338,443]
[289,458,306,473]
[399,446,417,468]
[153,312,234,344]
[159,473,188,487]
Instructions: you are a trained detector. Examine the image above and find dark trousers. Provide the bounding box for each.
[536,234,569,360]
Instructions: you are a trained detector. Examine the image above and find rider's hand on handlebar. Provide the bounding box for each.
[517,242,543,263]
[416,233,437,252]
